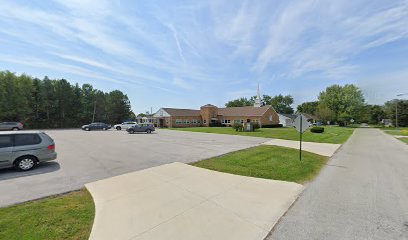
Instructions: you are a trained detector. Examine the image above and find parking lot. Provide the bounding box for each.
[0,129,267,207]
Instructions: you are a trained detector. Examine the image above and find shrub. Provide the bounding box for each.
[232,123,243,132]
[252,122,260,131]
[209,122,223,127]
[310,126,324,133]
[262,124,283,128]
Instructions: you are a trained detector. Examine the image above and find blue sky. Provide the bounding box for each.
[1,0,407,114]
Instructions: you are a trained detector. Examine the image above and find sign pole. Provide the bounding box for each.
[300,116,302,161]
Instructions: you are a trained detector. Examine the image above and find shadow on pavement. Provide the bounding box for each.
[0,162,60,181]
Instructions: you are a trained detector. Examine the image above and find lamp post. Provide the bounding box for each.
[396,93,408,128]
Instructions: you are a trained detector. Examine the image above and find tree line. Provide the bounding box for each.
[0,71,134,129]
[225,83,408,126]
[225,94,294,114]
[297,84,408,126]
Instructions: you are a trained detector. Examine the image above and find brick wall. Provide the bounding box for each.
[259,107,280,126]
[200,106,218,127]
[218,108,279,127]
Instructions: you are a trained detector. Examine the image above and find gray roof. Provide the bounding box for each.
[161,108,201,117]
[218,105,273,117]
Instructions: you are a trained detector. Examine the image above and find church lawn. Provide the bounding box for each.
[192,145,328,184]
[168,126,353,144]
[0,189,94,240]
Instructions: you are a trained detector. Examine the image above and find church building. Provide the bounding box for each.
[153,84,280,128]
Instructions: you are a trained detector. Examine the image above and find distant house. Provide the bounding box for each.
[278,113,297,127]
[381,119,393,127]
[153,85,280,128]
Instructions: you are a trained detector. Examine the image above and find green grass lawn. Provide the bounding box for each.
[170,126,354,144]
[383,128,408,136]
[399,138,408,144]
[0,189,94,240]
[192,145,328,184]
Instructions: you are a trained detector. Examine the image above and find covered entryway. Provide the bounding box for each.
[158,118,165,128]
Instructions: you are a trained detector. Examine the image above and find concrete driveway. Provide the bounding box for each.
[86,162,303,240]
[268,128,408,240]
[0,129,267,207]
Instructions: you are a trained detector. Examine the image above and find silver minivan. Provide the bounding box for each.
[0,131,57,171]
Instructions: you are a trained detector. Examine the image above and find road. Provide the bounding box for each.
[0,129,266,207]
[268,128,408,240]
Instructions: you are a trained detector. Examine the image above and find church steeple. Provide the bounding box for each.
[254,82,262,107]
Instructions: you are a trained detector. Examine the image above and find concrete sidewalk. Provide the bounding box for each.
[268,129,408,239]
[86,162,303,240]
[262,139,341,156]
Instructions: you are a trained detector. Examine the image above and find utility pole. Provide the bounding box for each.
[299,116,303,161]
[92,101,96,123]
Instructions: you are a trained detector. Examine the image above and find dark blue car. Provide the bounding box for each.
[81,122,111,131]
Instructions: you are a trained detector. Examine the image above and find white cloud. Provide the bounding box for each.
[0,0,407,112]
[172,77,192,90]
[252,0,408,79]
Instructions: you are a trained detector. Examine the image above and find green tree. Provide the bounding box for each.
[297,101,318,115]
[318,84,365,122]
[106,90,132,124]
[265,94,294,114]
[81,84,96,123]
[0,70,133,128]
[384,99,408,127]
[369,105,386,124]
[225,97,253,107]
[316,104,335,123]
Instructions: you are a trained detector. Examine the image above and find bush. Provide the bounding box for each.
[209,122,223,127]
[232,123,243,132]
[310,126,324,133]
[262,124,283,128]
[252,122,260,131]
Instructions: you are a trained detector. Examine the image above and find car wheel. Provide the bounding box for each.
[129,129,135,134]
[116,126,121,131]
[12,127,19,131]
[146,129,152,134]
[85,127,90,131]
[15,156,37,171]
[103,127,107,130]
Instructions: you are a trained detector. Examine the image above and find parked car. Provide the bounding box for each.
[0,122,24,131]
[0,131,57,171]
[113,121,137,130]
[81,122,111,131]
[126,123,155,134]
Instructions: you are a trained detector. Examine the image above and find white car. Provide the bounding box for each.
[113,122,137,130]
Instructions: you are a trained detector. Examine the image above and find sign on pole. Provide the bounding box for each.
[293,115,310,161]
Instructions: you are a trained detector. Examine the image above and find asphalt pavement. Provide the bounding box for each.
[267,128,408,240]
[0,129,267,207]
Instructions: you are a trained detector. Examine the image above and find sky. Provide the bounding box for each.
[0,0,407,114]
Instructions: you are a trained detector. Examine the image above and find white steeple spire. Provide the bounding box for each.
[254,82,262,107]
